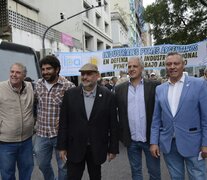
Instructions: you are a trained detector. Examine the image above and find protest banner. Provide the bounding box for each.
[55,40,207,76]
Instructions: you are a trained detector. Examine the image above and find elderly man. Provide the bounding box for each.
[0,63,34,180]
[115,57,161,180]
[57,63,119,180]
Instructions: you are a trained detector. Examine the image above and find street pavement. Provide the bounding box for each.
[30,143,170,180]
[10,144,207,180]
[12,142,206,180]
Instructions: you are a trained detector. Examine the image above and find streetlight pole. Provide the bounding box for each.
[42,3,102,57]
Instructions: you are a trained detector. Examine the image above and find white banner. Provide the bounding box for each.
[55,40,207,76]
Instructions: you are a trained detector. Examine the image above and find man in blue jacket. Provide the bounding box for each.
[150,52,207,180]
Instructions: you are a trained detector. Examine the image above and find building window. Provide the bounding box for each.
[83,1,90,18]
[97,39,103,50]
[95,13,101,28]
[85,32,93,51]
[104,21,109,34]
[104,0,108,13]
[106,44,111,49]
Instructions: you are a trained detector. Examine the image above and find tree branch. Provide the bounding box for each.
[199,0,207,7]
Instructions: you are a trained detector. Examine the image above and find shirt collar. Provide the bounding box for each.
[8,80,26,94]
[129,78,144,86]
[168,73,185,85]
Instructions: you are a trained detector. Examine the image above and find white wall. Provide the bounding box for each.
[111,20,128,47]
[22,0,112,51]
[25,0,83,41]
[12,28,71,54]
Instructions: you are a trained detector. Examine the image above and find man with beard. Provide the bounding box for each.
[57,63,119,180]
[33,55,75,180]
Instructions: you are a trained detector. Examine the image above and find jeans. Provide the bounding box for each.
[33,135,67,180]
[0,137,34,180]
[127,140,161,180]
[163,139,207,180]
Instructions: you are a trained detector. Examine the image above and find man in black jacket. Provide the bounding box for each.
[57,63,119,180]
[115,57,161,180]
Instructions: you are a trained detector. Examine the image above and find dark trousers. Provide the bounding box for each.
[67,146,101,180]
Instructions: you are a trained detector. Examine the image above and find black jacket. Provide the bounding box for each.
[57,85,119,165]
[115,79,160,147]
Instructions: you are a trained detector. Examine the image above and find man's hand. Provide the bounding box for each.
[107,153,116,162]
[201,146,207,158]
[150,144,160,158]
[59,150,67,162]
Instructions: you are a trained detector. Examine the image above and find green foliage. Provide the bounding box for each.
[143,0,207,45]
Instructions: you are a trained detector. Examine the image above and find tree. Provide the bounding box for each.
[199,0,207,7]
[143,0,207,45]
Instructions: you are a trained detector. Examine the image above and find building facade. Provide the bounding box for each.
[0,0,150,56]
[0,0,112,57]
[110,0,147,48]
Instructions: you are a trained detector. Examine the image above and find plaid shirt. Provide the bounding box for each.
[34,76,75,138]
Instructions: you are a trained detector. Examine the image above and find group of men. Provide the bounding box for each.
[0,52,207,180]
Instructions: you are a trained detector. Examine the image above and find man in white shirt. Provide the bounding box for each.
[150,52,207,180]
[115,57,161,180]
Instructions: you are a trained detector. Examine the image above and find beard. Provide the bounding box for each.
[43,73,57,83]
[81,80,96,91]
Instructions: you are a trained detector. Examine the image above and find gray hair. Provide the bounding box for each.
[165,52,185,63]
[128,56,144,68]
[10,63,27,76]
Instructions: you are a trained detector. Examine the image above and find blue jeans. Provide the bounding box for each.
[127,141,161,180]
[0,137,34,180]
[163,139,207,180]
[33,135,67,180]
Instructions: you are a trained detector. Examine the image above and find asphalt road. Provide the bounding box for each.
[11,143,207,179]
[30,143,170,180]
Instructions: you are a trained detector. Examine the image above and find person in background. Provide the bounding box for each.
[24,76,35,89]
[33,55,75,180]
[0,63,34,180]
[97,78,105,86]
[104,78,113,91]
[24,76,33,82]
[111,76,118,92]
[115,57,161,180]
[57,63,119,180]
[116,70,129,86]
[149,72,157,81]
[203,67,207,80]
[150,52,207,180]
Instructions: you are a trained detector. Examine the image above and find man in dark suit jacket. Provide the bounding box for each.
[57,63,119,180]
[115,57,161,180]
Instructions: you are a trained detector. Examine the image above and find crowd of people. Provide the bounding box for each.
[0,52,207,180]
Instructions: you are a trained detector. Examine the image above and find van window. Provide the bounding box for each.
[0,41,41,81]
